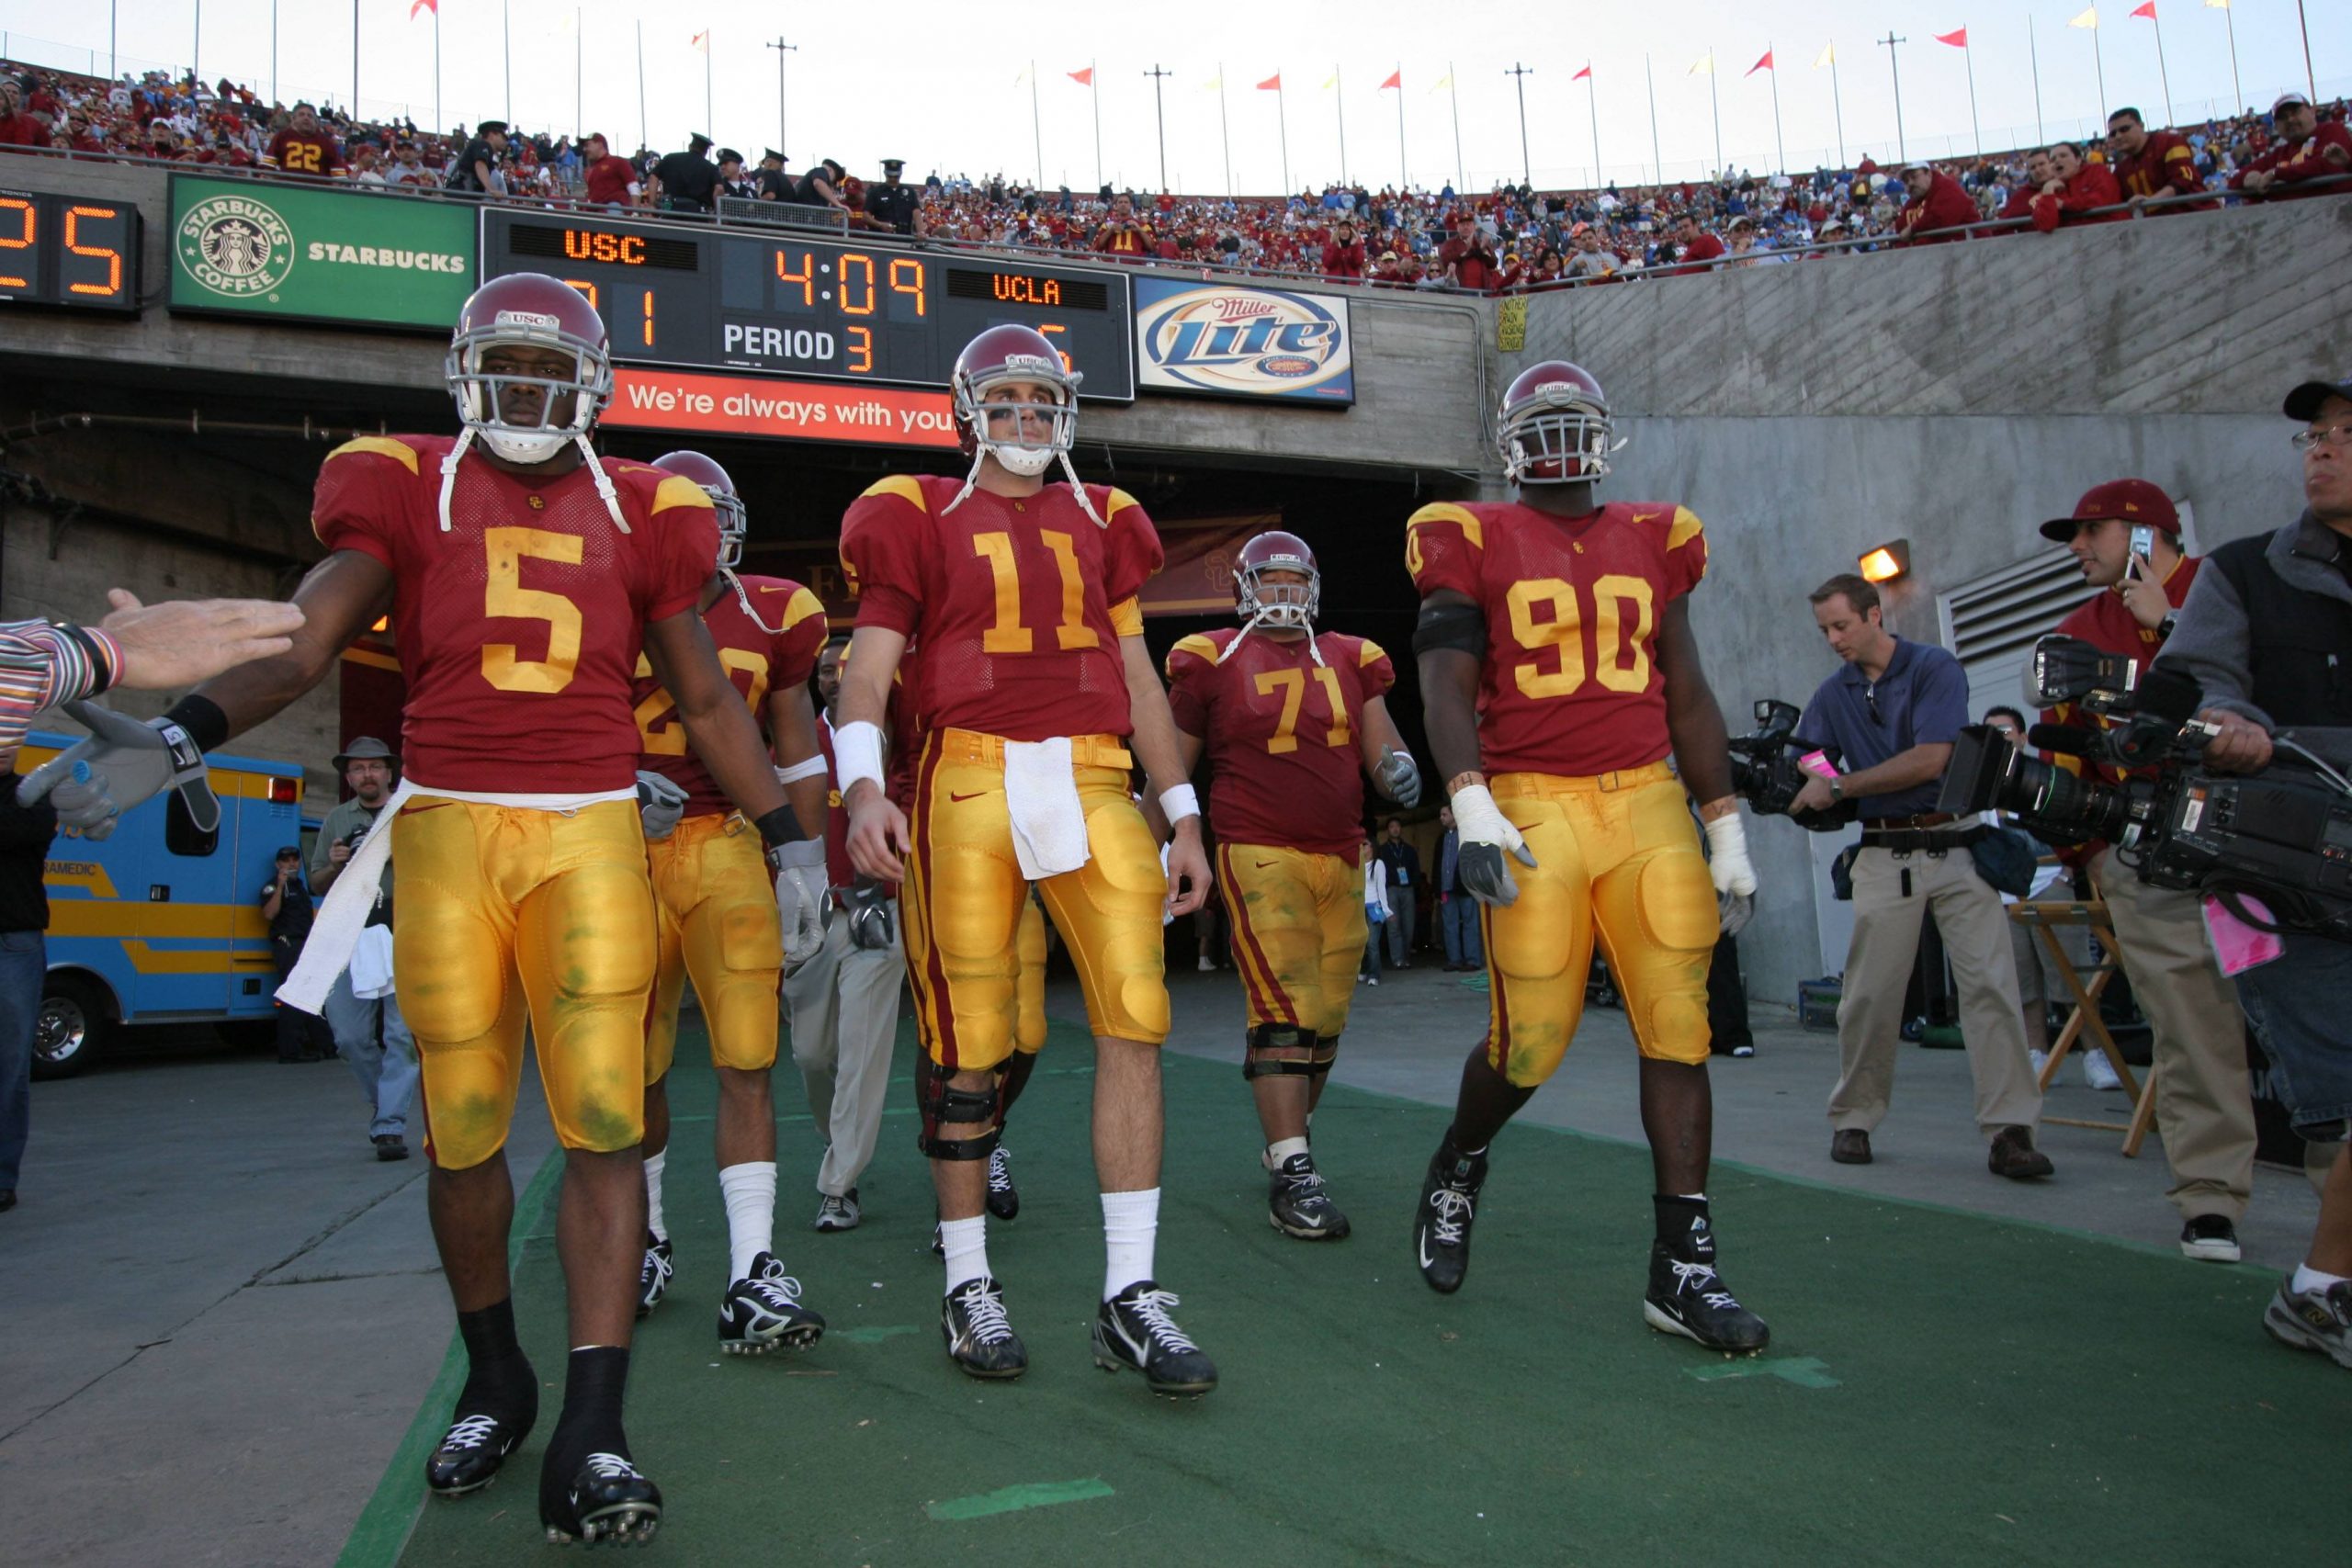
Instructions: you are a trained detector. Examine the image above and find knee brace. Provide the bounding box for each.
[1307,1032,1340,1080]
[917,1057,1006,1159]
[1243,1023,1319,1080]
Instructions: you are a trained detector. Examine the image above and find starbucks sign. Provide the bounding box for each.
[167,175,477,330]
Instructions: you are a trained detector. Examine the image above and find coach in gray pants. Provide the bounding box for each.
[1789,574,2051,1180]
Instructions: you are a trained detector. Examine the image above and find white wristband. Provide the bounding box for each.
[1159,783,1200,825]
[833,720,885,796]
[775,753,828,785]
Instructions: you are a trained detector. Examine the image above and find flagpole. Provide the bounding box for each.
[1031,64,1044,189]
[1217,64,1231,197]
[269,2,276,103]
[636,20,647,154]
[1447,63,1463,195]
[2091,16,2108,123]
[1584,68,1601,189]
[1279,75,1292,197]
[707,33,715,140]
[1767,44,1785,175]
[434,8,441,133]
[2296,0,2314,103]
[2029,17,2044,144]
[1828,45,1847,167]
[1963,38,1981,153]
[1335,65,1348,186]
[1395,63,1407,190]
[503,0,513,124]
[2219,2,2241,113]
[1091,60,1102,190]
[575,8,582,139]
[2148,7,2175,128]
[1645,54,1662,185]
[1707,47,1722,176]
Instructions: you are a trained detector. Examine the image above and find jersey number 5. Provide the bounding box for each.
[1506,575,1656,699]
[972,530,1098,654]
[1254,668,1353,754]
[481,527,584,694]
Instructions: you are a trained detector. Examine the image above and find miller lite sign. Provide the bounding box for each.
[1133,279,1354,405]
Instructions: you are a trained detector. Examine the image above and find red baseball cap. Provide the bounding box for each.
[2038,479,2180,542]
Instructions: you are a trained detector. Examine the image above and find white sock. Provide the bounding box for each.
[940,1215,990,1293]
[1102,1187,1160,1301]
[2292,1261,2350,1294]
[1264,1135,1310,1171]
[642,1150,668,1244]
[718,1160,777,1282]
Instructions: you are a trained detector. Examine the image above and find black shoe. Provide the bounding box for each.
[718,1253,826,1354]
[1644,1243,1770,1354]
[986,1144,1021,1222]
[2180,1213,2243,1262]
[1092,1280,1218,1395]
[636,1235,673,1318]
[1413,1136,1487,1294]
[424,1410,532,1498]
[1268,1151,1351,1240]
[373,1133,409,1162]
[1988,1125,2054,1180]
[941,1275,1028,1379]
[1829,1129,1872,1165]
[540,1452,662,1545]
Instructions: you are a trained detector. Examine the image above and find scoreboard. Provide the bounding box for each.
[480,211,1135,400]
[0,188,140,314]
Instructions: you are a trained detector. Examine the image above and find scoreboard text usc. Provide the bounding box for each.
[479,211,1136,400]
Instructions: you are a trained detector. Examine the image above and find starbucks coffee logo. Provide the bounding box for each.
[176,194,296,299]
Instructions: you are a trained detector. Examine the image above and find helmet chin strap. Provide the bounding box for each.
[1057,448,1103,527]
[1217,601,1323,666]
[436,426,473,532]
[437,424,628,531]
[722,567,785,635]
[940,442,1102,527]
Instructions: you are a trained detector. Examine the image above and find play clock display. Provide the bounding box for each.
[0,188,140,314]
[480,210,1135,400]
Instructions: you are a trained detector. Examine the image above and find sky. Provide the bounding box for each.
[4,1,2341,192]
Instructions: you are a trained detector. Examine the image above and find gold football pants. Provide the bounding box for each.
[1216,842,1365,1042]
[1015,894,1048,1055]
[902,728,1169,1069]
[390,797,658,1168]
[643,811,783,1082]
[1482,763,1719,1083]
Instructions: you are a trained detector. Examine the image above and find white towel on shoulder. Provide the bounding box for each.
[1003,738,1091,880]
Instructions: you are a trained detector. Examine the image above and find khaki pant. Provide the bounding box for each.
[1832,844,2043,1139]
[2091,848,2256,1221]
[786,902,908,1200]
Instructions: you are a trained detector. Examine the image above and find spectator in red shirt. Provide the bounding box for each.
[262,102,347,177]
[1998,150,2055,220]
[2030,141,2124,232]
[1667,214,1726,275]
[2230,92,2352,200]
[1894,161,1981,243]
[2105,107,2211,213]
[1436,212,1499,290]
[1092,197,1152,260]
[0,81,51,149]
[581,132,640,209]
[1320,219,1366,282]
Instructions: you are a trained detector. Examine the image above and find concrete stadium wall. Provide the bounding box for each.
[1510,197,2352,1009]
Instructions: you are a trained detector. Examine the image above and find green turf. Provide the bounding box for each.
[382,1017,2352,1566]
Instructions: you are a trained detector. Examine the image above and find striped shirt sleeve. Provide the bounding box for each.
[0,618,124,770]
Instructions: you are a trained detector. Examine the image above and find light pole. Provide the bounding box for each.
[1505,62,1533,186]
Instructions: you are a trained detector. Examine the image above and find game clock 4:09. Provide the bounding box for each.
[0,189,141,314]
[479,210,1135,400]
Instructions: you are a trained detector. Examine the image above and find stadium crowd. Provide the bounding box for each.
[0,54,2346,295]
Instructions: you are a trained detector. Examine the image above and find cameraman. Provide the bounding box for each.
[2159,376,2352,1366]
[2037,479,2258,1260]
[1791,574,2051,1179]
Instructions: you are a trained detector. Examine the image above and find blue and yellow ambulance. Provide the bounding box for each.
[18,729,315,1077]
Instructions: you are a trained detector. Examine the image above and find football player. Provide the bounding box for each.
[70,275,811,1544]
[1404,360,1770,1354]
[1163,531,1419,1239]
[627,450,832,1355]
[837,323,1219,1396]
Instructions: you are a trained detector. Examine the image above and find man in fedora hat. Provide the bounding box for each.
[311,737,418,1160]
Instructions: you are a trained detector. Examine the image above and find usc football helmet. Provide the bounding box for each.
[651,450,746,568]
[444,272,625,529]
[944,323,1097,521]
[1498,360,1626,485]
[1224,529,1325,664]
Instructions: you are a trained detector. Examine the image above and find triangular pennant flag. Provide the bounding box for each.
[1690,53,1714,75]
[1935,27,1969,47]
[1069,67,1094,85]
[1379,70,1402,90]
[1429,73,1452,91]
[1572,63,1592,82]
[2131,1,2156,17]
[690,28,709,51]
[2069,6,2098,28]
[2202,0,2228,9]
[1814,41,1836,68]
[1258,72,1283,90]
[410,0,437,17]
[1746,50,1774,76]
[1204,74,1222,89]
[1321,73,1338,90]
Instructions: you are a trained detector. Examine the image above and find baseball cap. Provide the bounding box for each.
[2282,376,2352,423]
[2273,90,2312,113]
[275,845,301,859]
[2037,478,2181,542]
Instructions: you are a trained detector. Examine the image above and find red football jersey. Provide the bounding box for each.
[264,129,346,175]
[312,435,717,793]
[1165,627,1394,857]
[632,573,828,816]
[1406,499,1708,777]
[839,475,1161,741]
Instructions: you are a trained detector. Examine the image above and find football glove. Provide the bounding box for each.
[1448,783,1536,907]
[21,700,218,834]
[634,771,689,841]
[844,875,896,951]
[770,838,827,966]
[1374,745,1423,808]
[1703,811,1758,939]
[36,761,122,840]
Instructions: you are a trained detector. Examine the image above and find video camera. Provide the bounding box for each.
[1937,635,2352,942]
[1727,699,1853,829]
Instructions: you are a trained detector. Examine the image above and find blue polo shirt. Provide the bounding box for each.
[1795,637,1973,819]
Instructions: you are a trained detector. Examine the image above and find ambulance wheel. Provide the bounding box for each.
[33,975,112,1080]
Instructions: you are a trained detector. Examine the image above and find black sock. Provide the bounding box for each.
[1446,1044,1537,1155]
[540,1346,634,1518]
[451,1299,536,1432]
[1654,1194,1714,1259]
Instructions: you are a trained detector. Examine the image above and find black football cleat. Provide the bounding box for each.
[986,1144,1021,1222]
[942,1275,1028,1380]
[717,1253,826,1354]
[1413,1137,1488,1293]
[1643,1213,1770,1355]
[540,1452,662,1546]
[1092,1280,1218,1396]
[635,1235,673,1319]
[1268,1151,1351,1240]
[424,1410,531,1499]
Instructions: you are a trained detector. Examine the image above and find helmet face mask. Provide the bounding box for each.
[1233,531,1321,635]
[447,276,614,466]
[1498,361,1624,485]
[951,325,1082,474]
